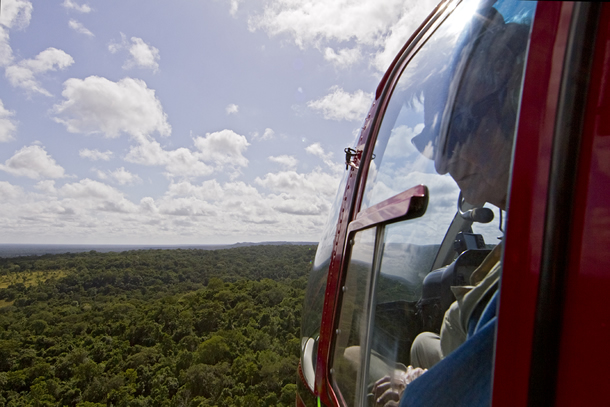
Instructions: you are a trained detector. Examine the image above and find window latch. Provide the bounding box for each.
[344,147,361,170]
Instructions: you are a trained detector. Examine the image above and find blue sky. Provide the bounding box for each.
[0,0,436,245]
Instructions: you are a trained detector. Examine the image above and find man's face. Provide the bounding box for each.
[433,22,522,211]
[438,113,513,210]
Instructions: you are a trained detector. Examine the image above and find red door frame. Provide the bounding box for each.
[493,2,574,406]
[554,4,610,406]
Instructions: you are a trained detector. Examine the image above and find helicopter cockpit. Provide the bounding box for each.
[300,0,537,406]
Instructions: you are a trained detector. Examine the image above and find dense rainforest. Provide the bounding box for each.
[0,244,316,407]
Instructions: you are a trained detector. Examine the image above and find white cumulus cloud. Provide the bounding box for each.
[0,99,17,142]
[126,37,160,71]
[139,196,158,213]
[0,181,23,200]
[5,47,74,96]
[53,76,171,138]
[62,0,92,13]
[34,180,56,194]
[252,127,275,141]
[79,148,113,161]
[125,129,250,180]
[108,167,142,185]
[307,86,372,121]
[225,103,239,115]
[255,169,338,198]
[60,178,119,200]
[59,178,139,213]
[323,47,361,67]
[0,145,65,179]
[262,128,275,140]
[194,129,250,169]
[372,11,428,72]
[68,19,94,37]
[269,155,297,170]
[250,0,405,48]
[109,34,160,72]
[249,0,438,72]
[0,0,33,67]
[227,0,241,16]
[0,0,33,30]
[125,137,214,179]
[0,27,13,68]
[305,142,338,170]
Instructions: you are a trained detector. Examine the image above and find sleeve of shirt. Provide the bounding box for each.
[440,301,467,357]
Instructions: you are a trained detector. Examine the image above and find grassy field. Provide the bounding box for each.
[0,269,67,289]
[0,299,13,307]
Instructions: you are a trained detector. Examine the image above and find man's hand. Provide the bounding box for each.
[371,366,427,407]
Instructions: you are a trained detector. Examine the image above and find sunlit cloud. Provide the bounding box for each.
[62,0,92,13]
[193,129,250,177]
[61,178,119,200]
[307,86,372,121]
[323,47,361,67]
[0,145,65,179]
[79,148,113,161]
[0,181,23,200]
[125,137,214,179]
[59,178,139,214]
[5,47,74,96]
[68,19,94,37]
[0,99,17,142]
[226,103,239,115]
[269,155,297,170]
[125,129,250,180]
[34,180,56,194]
[53,76,171,138]
[108,167,142,185]
[0,0,33,67]
[252,127,275,141]
[255,169,338,198]
[0,27,13,67]
[227,0,241,16]
[109,33,160,72]
[249,0,438,72]
[305,142,339,171]
[0,0,33,30]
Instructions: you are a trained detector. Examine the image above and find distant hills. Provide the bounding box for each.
[0,241,318,258]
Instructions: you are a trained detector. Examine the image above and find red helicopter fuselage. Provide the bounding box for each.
[297,1,610,406]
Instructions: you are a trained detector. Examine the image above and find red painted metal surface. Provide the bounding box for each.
[296,390,307,407]
[554,4,610,405]
[315,164,358,407]
[315,99,378,405]
[348,185,427,233]
[492,2,573,406]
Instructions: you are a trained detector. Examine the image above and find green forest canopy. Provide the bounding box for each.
[0,244,317,407]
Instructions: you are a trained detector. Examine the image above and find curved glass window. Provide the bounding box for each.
[300,135,356,390]
[330,0,536,405]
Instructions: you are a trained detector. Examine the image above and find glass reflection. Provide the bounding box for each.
[332,228,377,407]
